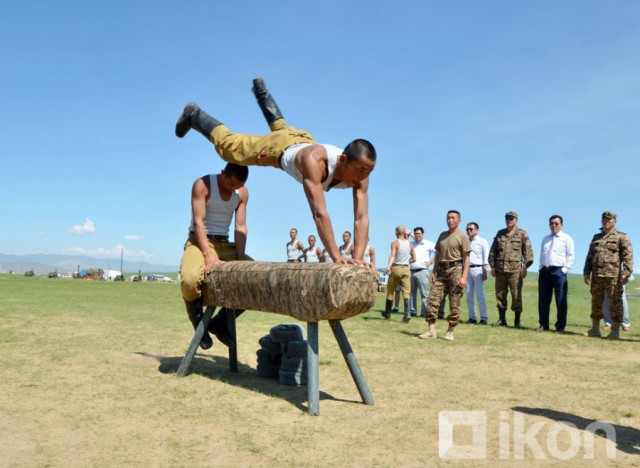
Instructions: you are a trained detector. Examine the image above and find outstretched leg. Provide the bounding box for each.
[175,102,222,139]
[252,77,286,131]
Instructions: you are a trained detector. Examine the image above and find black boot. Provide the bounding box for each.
[209,308,244,347]
[402,299,411,323]
[184,298,213,350]
[514,312,524,329]
[492,309,508,327]
[175,102,222,138]
[382,299,392,319]
[252,77,284,127]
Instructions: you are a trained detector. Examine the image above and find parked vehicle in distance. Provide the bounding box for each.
[146,274,173,283]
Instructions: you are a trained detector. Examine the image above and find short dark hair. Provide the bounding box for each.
[467,222,479,230]
[223,163,249,182]
[447,210,461,217]
[549,215,563,224]
[343,139,376,163]
[414,226,424,234]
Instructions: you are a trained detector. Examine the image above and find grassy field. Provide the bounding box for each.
[1,272,638,467]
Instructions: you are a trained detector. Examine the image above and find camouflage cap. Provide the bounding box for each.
[602,210,617,219]
[505,211,518,218]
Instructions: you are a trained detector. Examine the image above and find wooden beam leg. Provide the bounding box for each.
[307,321,319,416]
[329,320,374,405]
[177,306,215,377]
[226,308,238,373]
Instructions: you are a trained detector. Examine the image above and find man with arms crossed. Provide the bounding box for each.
[175,78,376,266]
[180,163,252,349]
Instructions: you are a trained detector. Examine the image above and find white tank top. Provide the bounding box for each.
[393,239,411,265]
[363,243,372,264]
[305,247,320,263]
[280,143,348,191]
[340,242,352,259]
[323,249,333,263]
[287,240,300,261]
[189,175,239,236]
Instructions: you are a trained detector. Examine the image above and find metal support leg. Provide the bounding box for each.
[307,321,319,416]
[329,320,374,405]
[177,306,215,377]
[226,308,238,372]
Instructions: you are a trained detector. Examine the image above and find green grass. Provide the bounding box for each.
[0,273,638,466]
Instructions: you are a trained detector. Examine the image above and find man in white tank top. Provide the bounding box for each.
[383,225,416,322]
[286,228,305,262]
[175,77,376,267]
[339,231,353,259]
[180,163,252,350]
[302,235,323,263]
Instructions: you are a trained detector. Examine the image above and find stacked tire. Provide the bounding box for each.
[256,324,307,386]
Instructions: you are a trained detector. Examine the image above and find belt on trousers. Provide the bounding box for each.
[439,260,463,269]
[190,231,229,243]
[541,265,561,271]
[411,268,427,272]
[392,263,409,267]
[470,264,484,268]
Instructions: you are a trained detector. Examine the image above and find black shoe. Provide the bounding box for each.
[555,329,565,334]
[514,323,524,329]
[537,326,548,332]
[467,318,478,324]
[492,320,507,327]
[175,102,199,138]
[410,312,417,317]
[479,319,488,325]
[208,309,235,348]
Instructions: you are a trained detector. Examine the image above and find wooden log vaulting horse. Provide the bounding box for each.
[177,261,378,415]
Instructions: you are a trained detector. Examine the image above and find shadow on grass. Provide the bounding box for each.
[512,406,640,455]
[135,352,359,414]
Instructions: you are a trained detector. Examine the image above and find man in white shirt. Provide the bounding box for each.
[465,222,490,324]
[538,215,575,333]
[409,227,436,317]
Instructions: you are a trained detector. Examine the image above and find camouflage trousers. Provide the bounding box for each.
[426,265,464,326]
[494,270,523,313]
[209,119,315,168]
[590,276,624,323]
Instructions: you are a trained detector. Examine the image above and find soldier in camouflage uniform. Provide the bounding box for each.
[583,211,634,340]
[488,211,534,328]
[419,210,471,341]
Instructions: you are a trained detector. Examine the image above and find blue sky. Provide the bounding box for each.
[1,0,638,272]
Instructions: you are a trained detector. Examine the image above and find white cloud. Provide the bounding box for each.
[68,219,96,235]
[124,234,143,241]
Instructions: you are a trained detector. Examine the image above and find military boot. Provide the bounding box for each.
[587,318,602,337]
[252,77,285,129]
[402,299,411,323]
[382,299,392,319]
[419,323,437,339]
[184,298,213,350]
[492,309,507,327]
[444,325,455,341]
[175,102,222,138]
[209,308,244,348]
[513,311,524,329]
[607,322,621,340]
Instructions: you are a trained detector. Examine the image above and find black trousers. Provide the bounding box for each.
[538,267,568,330]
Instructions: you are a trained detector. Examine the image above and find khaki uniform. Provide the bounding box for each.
[181,234,253,302]
[488,227,534,314]
[426,230,471,326]
[583,229,634,323]
[209,119,315,168]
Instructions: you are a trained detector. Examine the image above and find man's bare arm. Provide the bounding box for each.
[234,186,249,261]
[352,177,370,265]
[191,177,219,274]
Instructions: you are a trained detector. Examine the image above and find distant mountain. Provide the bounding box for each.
[0,253,177,275]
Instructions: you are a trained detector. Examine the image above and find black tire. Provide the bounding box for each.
[257,364,280,378]
[280,356,307,373]
[258,334,282,354]
[279,369,307,386]
[283,340,307,359]
[256,349,282,367]
[270,324,304,343]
